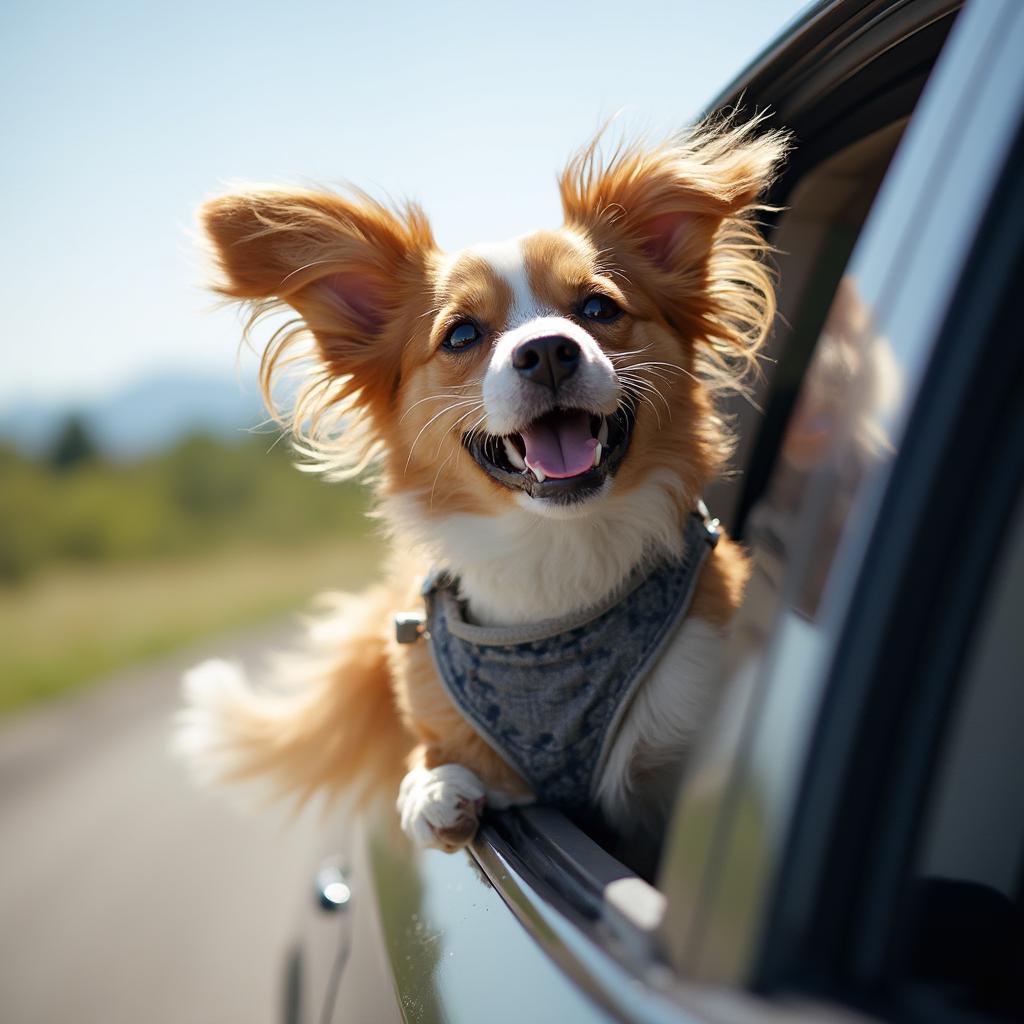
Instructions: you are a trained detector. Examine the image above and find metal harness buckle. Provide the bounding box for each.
[394,612,426,645]
[696,498,722,547]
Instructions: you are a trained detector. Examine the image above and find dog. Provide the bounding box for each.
[175,118,787,855]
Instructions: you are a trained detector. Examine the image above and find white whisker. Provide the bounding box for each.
[404,400,478,475]
[399,386,478,423]
[609,345,654,364]
[428,451,456,509]
[619,377,669,427]
[432,403,485,458]
[462,412,490,443]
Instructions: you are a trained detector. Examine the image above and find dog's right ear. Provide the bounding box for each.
[200,187,437,410]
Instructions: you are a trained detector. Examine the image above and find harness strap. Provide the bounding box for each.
[394,504,719,645]
[392,506,722,808]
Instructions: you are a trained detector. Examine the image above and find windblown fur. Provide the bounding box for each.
[175,117,788,851]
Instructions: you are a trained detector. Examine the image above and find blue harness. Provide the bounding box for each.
[398,506,720,810]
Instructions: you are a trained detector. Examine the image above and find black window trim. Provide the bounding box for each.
[710,0,961,128]
[470,807,681,1023]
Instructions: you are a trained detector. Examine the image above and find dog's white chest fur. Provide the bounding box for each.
[385,469,690,626]
[595,615,724,825]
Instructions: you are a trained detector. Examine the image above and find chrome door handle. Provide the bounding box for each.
[315,859,352,912]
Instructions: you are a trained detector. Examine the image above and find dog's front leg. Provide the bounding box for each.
[397,751,487,852]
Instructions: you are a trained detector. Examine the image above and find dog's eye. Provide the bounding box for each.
[442,321,483,352]
[581,294,621,323]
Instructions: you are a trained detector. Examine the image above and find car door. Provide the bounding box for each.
[662,0,1024,1010]
[304,1,1024,1021]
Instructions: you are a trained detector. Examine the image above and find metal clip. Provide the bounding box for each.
[395,612,426,644]
[696,499,721,548]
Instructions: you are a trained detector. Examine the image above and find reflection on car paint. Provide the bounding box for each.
[765,275,902,620]
[369,825,613,1023]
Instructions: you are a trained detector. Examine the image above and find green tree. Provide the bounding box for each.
[49,415,98,472]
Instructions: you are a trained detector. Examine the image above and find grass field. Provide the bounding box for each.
[0,537,384,716]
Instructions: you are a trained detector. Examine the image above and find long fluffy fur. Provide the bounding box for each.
[221,117,785,480]
[176,587,411,809]
[177,118,788,845]
[561,116,784,394]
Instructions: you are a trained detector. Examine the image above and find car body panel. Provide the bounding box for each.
[364,821,616,1023]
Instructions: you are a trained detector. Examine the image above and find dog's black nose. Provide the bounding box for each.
[512,335,580,391]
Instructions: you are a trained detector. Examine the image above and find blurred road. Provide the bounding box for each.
[0,621,331,1024]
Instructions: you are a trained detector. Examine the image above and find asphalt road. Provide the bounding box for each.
[0,621,333,1024]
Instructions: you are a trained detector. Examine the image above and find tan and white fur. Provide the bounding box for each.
[176,119,787,852]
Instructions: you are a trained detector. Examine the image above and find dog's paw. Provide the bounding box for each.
[397,764,487,852]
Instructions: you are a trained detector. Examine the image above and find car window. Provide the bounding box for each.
[571,4,958,877]
[704,0,963,536]
[658,4,960,906]
[660,0,1024,990]
[752,29,1024,1010]
[447,6,1023,1024]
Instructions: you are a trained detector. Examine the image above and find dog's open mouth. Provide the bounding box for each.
[464,404,634,502]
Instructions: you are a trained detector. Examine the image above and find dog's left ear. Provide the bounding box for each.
[560,120,789,362]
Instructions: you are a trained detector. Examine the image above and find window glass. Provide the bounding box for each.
[659,124,915,955]
[706,120,913,698]
[708,119,908,535]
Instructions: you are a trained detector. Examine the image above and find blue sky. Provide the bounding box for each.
[0,0,808,409]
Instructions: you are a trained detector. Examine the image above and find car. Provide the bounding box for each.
[285,0,1024,1020]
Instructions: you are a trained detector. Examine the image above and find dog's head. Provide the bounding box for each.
[201,121,786,526]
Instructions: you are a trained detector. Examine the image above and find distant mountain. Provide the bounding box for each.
[0,373,270,459]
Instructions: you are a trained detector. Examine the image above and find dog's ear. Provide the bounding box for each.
[560,119,786,274]
[200,187,436,406]
[559,120,788,381]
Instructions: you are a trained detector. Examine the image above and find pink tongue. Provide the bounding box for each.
[520,411,598,479]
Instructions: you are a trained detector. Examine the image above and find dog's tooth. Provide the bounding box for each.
[503,437,526,470]
[598,417,609,446]
[532,466,546,483]
[593,443,602,468]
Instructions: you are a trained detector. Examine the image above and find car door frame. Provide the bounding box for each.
[661,0,1024,997]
